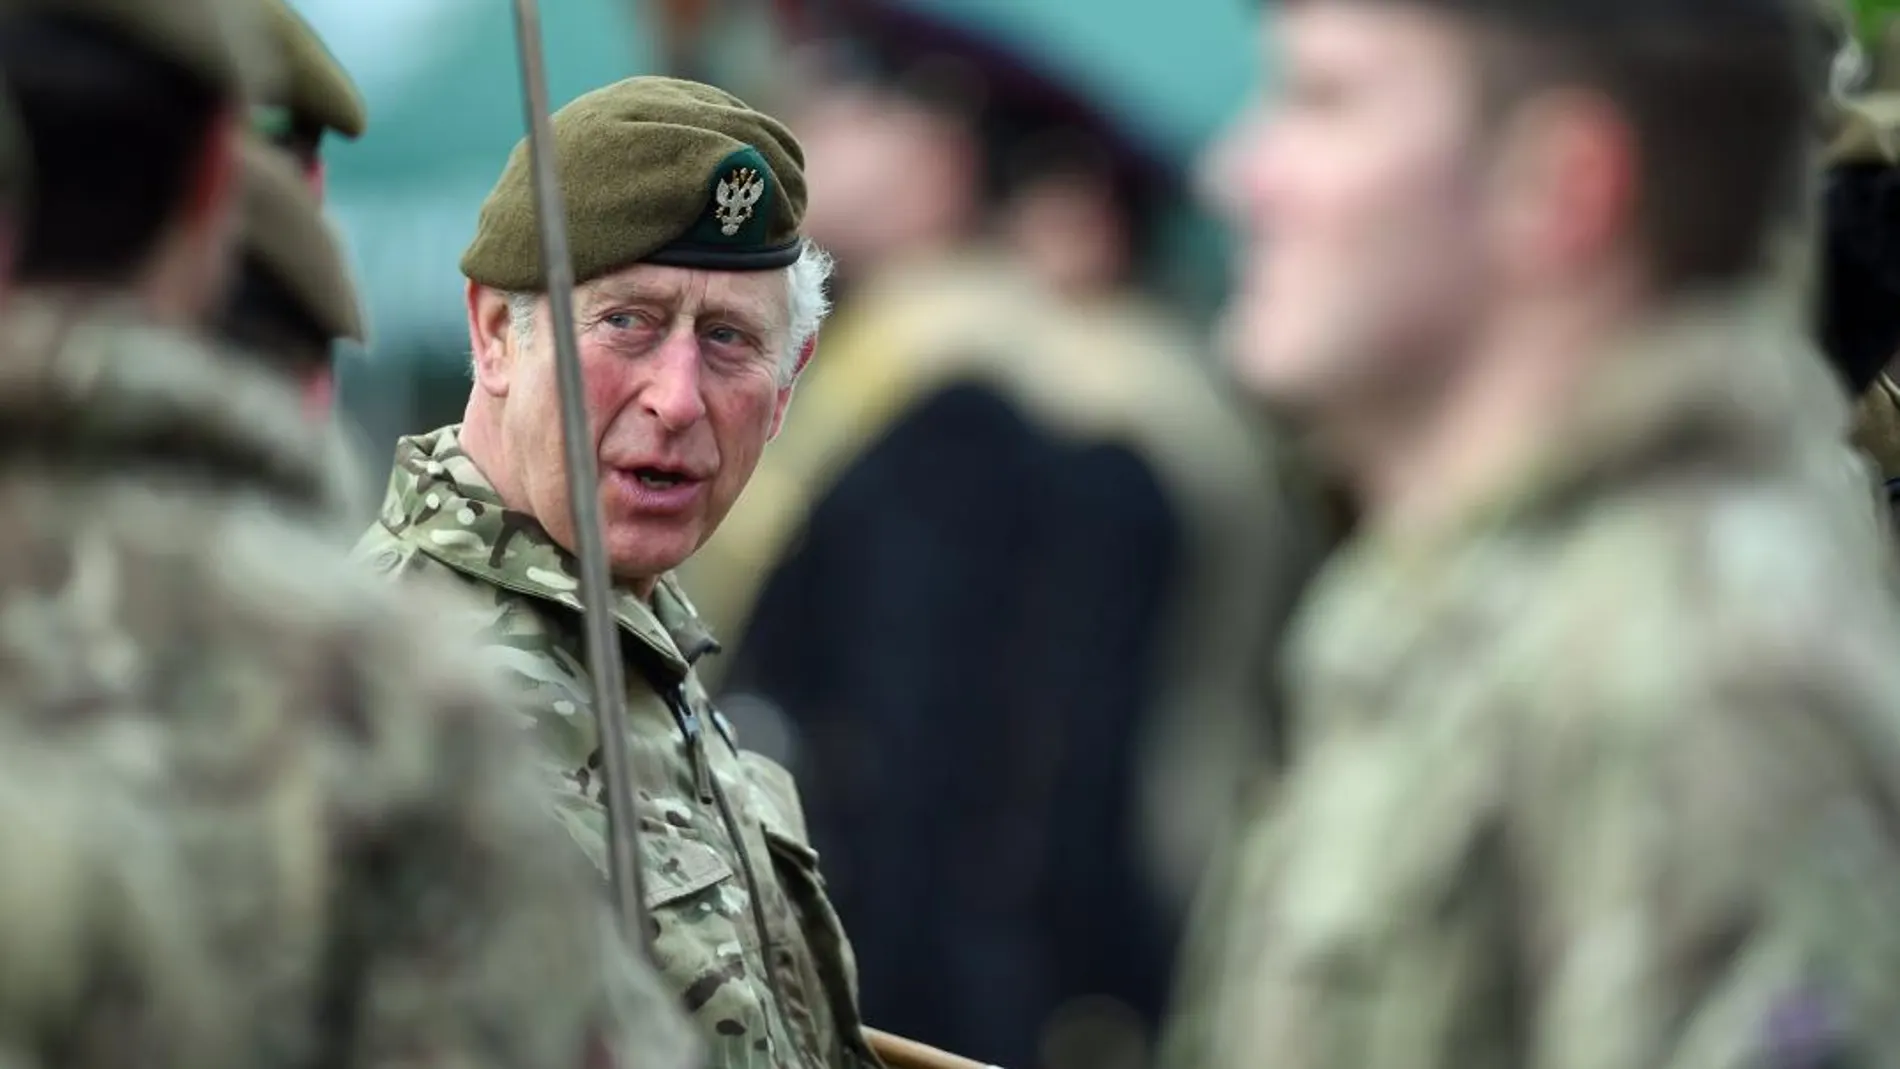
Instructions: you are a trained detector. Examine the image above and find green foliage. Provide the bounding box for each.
[1857,0,1900,43]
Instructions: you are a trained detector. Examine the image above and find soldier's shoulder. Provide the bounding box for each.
[66,489,523,752]
[1502,466,1900,743]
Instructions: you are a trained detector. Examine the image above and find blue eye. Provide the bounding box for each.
[604,312,637,330]
[705,326,742,346]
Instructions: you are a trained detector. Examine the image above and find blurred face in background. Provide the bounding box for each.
[1001,169,1131,299]
[794,82,979,272]
[1212,1,1497,420]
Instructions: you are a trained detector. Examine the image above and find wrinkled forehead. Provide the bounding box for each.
[579,262,790,330]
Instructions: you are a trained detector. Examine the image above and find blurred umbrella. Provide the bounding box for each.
[880,0,1263,168]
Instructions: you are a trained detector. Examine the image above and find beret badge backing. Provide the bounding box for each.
[647,145,798,270]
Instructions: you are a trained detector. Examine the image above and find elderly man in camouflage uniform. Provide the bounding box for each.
[1163,0,1900,1065]
[353,77,875,1069]
[0,2,696,1066]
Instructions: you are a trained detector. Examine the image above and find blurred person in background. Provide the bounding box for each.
[244,0,382,525]
[215,133,364,392]
[354,75,881,1069]
[1168,0,1900,1065]
[0,2,693,1065]
[1821,0,1900,529]
[253,0,363,200]
[683,5,1331,1068]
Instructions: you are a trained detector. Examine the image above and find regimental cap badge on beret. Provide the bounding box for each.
[705,149,773,241]
[716,162,765,236]
[645,143,798,270]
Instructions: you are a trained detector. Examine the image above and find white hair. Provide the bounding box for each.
[501,242,835,385]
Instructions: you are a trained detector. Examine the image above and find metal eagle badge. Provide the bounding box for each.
[714,166,764,235]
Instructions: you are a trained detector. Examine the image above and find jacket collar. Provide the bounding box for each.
[0,294,343,514]
[373,423,721,677]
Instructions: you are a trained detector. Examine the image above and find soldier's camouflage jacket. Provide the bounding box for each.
[0,298,696,1069]
[1172,304,1900,1069]
[354,425,878,1069]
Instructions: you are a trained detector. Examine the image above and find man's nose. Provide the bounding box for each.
[640,328,709,430]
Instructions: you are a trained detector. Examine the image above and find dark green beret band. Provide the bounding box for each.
[0,0,278,99]
[261,0,365,139]
[239,137,363,343]
[461,75,808,289]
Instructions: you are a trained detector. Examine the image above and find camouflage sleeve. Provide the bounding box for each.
[326,661,700,1069]
[0,737,230,1069]
[1512,677,1900,1069]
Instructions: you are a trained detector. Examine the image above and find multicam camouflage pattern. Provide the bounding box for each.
[0,296,697,1069]
[1853,374,1900,509]
[1171,305,1900,1069]
[353,425,879,1069]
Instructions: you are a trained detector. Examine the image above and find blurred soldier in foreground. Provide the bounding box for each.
[245,0,380,525]
[353,76,879,1069]
[254,0,363,198]
[0,3,695,1066]
[216,136,363,392]
[1168,0,1900,1065]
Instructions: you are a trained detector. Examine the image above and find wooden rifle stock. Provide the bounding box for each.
[865,1027,1001,1069]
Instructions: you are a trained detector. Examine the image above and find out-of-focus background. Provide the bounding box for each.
[300,4,1335,1069]
[309,0,1261,465]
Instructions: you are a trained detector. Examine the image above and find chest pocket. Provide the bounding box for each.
[744,754,882,1069]
[640,819,792,1059]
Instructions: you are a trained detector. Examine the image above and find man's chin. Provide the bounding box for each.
[604,522,699,590]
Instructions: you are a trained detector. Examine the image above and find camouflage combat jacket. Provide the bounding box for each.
[1178,306,1900,1069]
[0,299,695,1069]
[354,424,879,1069]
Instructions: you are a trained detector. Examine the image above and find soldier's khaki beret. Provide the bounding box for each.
[0,0,279,99]
[239,137,363,342]
[461,76,807,290]
[256,0,364,140]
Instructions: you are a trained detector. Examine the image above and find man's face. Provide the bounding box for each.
[1214,2,1497,416]
[487,263,794,584]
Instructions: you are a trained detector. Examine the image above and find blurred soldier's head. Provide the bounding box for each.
[787,52,983,277]
[0,0,275,328]
[216,137,363,417]
[253,0,364,200]
[782,6,1169,297]
[457,76,834,593]
[1213,0,1812,423]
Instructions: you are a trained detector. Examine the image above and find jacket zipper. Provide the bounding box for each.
[668,682,802,1068]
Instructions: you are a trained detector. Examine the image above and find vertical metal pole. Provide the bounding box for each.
[507,0,650,945]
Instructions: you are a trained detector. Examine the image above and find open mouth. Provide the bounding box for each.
[630,466,691,489]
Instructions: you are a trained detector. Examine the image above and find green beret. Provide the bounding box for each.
[239,137,363,343]
[461,76,807,290]
[0,0,279,100]
[256,0,365,140]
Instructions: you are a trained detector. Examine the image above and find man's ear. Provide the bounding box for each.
[791,332,818,377]
[769,333,817,439]
[467,281,519,398]
[1488,92,1635,286]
